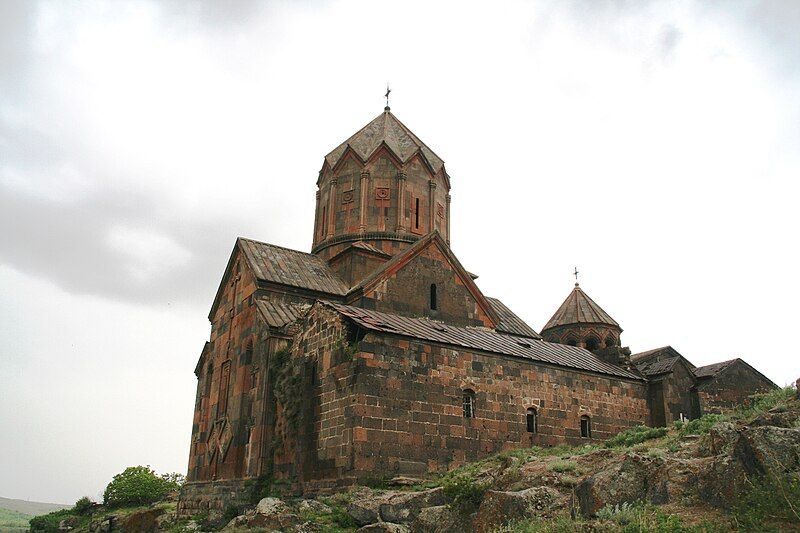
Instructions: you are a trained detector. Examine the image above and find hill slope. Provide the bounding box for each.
[0,496,70,516]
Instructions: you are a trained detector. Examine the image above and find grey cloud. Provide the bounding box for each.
[0,182,247,306]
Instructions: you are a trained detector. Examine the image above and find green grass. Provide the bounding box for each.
[731,472,800,531]
[0,507,33,530]
[497,504,728,532]
[298,499,357,533]
[604,425,668,448]
[548,460,581,474]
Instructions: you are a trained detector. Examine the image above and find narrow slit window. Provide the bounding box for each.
[526,407,538,433]
[415,198,420,229]
[463,389,475,418]
[217,361,232,418]
[430,283,438,310]
[321,206,327,237]
[580,415,592,438]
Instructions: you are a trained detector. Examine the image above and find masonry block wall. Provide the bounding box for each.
[357,244,494,328]
[343,333,648,479]
[697,363,775,414]
[271,305,359,488]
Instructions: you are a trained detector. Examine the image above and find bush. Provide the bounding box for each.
[103,465,183,507]
[29,509,75,532]
[678,414,724,436]
[73,496,94,515]
[604,425,668,448]
[442,472,490,513]
[732,473,800,530]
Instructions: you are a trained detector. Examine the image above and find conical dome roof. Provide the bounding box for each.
[542,284,620,332]
[324,108,445,174]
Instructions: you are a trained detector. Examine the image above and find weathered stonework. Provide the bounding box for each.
[178,106,775,514]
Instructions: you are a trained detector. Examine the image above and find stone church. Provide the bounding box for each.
[178,106,775,512]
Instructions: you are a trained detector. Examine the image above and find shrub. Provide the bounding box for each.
[223,504,240,522]
[442,472,490,513]
[103,465,182,507]
[604,425,668,448]
[732,472,800,529]
[678,414,725,436]
[549,460,580,473]
[29,509,74,532]
[73,496,94,515]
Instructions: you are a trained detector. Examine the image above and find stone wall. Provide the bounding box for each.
[356,242,494,328]
[178,479,252,516]
[343,332,648,479]
[697,361,776,414]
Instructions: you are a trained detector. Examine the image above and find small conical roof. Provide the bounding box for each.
[324,108,445,173]
[542,284,620,332]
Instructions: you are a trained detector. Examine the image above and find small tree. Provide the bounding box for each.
[103,466,182,507]
[73,496,94,515]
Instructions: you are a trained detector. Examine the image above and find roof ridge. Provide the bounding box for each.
[237,236,319,258]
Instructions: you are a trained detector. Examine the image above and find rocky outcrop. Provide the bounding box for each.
[473,487,563,532]
[347,488,445,526]
[572,454,669,517]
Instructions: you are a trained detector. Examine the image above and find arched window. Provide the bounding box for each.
[415,198,420,229]
[580,415,592,438]
[605,335,615,347]
[526,407,538,433]
[585,337,599,351]
[565,337,578,347]
[462,389,475,418]
[430,284,438,310]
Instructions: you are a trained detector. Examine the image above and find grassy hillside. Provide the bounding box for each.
[0,506,33,531]
[0,496,70,516]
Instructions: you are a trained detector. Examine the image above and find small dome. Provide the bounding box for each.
[542,284,620,332]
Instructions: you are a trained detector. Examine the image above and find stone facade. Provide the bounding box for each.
[178,106,776,513]
[695,359,776,414]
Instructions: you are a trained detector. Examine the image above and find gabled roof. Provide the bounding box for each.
[325,302,642,380]
[693,358,777,388]
[238,237,348,295]
[486,297,541,339]
[346,230,500,327]
[324,108,445,175]
[256,299,310,329]
[636,356,681,377]
[542,283,620,332]
[694,359,738,378]
[631,346,695,377]
[209,237,348,320]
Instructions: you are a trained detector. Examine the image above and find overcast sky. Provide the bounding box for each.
[1,0,799,505]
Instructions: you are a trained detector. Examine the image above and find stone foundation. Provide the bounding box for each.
[177,479,254,517]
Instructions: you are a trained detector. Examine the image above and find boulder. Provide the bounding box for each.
[348,488,444,525]
[296,499,332,515]
[733,426,800,477]
[120,507,164,532]
[699,421,739,456]
[412,505,470,533]
[246,496,302,530]
[347,497,383,526]
[378,488,445,523]
[256,497,290,516]
[696,454,749,507]
[572,454,668,517]
[749,407,797,429]
[357,523,410,533]
[473,486,562,532]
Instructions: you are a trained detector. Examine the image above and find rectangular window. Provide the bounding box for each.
[580,416,591,438]
[415,198,420,229]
